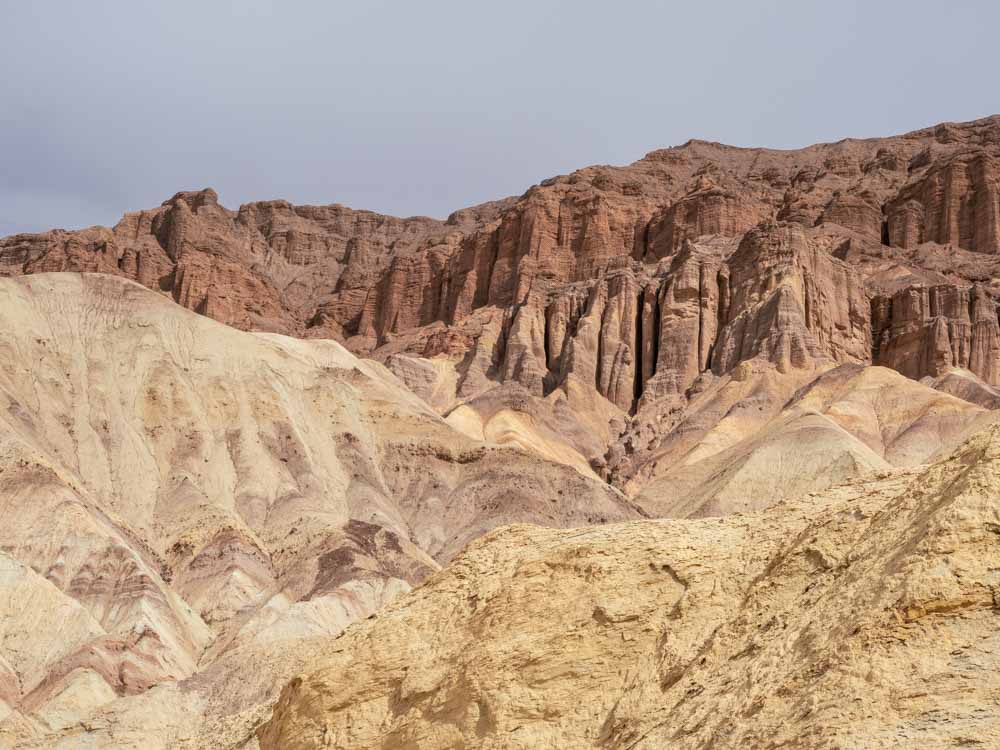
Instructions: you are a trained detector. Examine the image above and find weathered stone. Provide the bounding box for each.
[872,283,1000,383]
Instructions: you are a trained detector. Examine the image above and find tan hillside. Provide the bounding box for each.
[0,273,637,747]
[261,424,1000,749]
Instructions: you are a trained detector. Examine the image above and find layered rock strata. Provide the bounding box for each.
[3,117,1000,499]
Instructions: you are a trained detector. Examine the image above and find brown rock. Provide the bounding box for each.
[886,151,1000,253]
[3,116,1000,512]
[645,182,768,259]
[872,283,1000,384]
[712,222,870,375]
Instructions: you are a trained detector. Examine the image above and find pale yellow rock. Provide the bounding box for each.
[1,272,997,749]
[32,670,116,732]
[261,424,1000,749]
[0,555,105,701]
[481,409,601,481]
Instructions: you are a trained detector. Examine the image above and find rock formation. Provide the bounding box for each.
[0,274,637,745]
[4,119,1000,494]
[872,282,1000,384]
[260,423,1000,749]
[886,149,1000,253]
[2,116,1000,748]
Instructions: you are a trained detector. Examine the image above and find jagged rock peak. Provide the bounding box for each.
[161,187,220,208]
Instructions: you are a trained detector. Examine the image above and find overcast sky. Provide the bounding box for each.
[3,0,998,235]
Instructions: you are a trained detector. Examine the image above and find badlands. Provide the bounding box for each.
[0,115,999,748]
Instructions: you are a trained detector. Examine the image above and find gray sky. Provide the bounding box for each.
[3,0,998,235]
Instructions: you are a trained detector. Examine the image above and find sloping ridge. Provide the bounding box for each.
[260,421,1000,749]
[632,363,988,517]
[0,272,638,745]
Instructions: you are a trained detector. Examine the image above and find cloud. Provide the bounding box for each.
[2,0,998,233]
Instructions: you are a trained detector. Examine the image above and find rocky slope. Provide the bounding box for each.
[1,116,1000,748]
[0,273,638,746]
[261,422,1000,749]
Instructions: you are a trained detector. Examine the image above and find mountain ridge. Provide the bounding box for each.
[4,116,1000,510]
[2,116,1000,747]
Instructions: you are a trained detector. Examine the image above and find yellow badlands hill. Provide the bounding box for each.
[262,425,1000,749]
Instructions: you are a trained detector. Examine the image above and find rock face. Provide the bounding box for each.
[712,222,870,375]
[872,282,1000,384]
[260,423,1000,750]
[4,121,999,489]
[886,150,1000,252]
[3,120,999,343]
[0,189,484,336]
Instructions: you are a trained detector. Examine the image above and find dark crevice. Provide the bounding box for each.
[480,231,501,308]
[493,303,520,379]
[335,239,357,292]
[435,272,448,323]
[542,306,556,396]
[711,269,728,371]
[595,302,605,394]
[881,217,890,246]
[170,267,183,302]
[803,275,812,331]
[696,265,705,363]
[651,287,662,381]
[542,307,551,371]
[631,290,644,414]
[638,220,651,262]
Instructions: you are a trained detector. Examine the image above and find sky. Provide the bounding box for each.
[2,0,999,235]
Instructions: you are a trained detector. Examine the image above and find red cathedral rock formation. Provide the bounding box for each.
[872,283,1000,384]
[3,115,1000,485]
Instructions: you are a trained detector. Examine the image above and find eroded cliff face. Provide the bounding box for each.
[515,220,872,418]
[3,116,1000,494]
[0,189,477,336]
[872,283,1000,384]
[886,150,1000,252]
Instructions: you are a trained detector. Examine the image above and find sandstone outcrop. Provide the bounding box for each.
[0,190,473,337]
[5,120,999,505]
[886,150,1000,253]
[3,117,998,351]
[872,282,1000,384]
[712,222,870,375]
